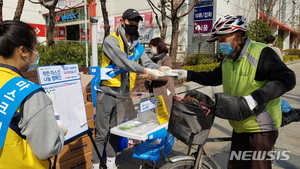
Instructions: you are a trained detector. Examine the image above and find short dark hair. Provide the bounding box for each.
[265,35,276,44]
[149,37,168,54]
[0,20,37,58]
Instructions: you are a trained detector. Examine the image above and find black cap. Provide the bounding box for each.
[122,9,143,21]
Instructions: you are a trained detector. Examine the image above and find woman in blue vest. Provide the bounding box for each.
[174,15,296,169]
[0,20,67,168]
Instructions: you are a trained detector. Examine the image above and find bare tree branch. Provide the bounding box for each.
[179,0,200,18]
[147,0,162,31]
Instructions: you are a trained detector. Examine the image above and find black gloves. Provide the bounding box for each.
[213,93,255,121]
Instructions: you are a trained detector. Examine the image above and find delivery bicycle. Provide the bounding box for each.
[159,137,231,169]
[160,90,230,169]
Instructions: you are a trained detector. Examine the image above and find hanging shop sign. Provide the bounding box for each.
[194,6,213,21]
[55,13,78,22]
[193,0,214,34]
[194,20,213,34]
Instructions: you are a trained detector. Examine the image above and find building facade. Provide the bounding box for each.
[2,0,300,61]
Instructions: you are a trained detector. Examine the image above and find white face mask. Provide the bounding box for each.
[150,47,157,56]
[25,49,40,72]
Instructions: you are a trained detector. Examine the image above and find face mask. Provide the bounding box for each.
[218,35,235,55]
[25,50,40,72]
[218,42,235,55]
[124,24,138,36]
[150,47,157,56]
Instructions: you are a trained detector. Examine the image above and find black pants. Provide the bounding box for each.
[92,92,119,164]
[227,130,278,169]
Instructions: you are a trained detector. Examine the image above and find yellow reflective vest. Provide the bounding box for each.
[101,32,138,91]
[0,66,50,169]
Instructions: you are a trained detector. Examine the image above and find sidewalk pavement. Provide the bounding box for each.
[115,61,300,169]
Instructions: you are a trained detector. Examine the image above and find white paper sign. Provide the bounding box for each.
[37,64,88,141]
[140,97,158,113]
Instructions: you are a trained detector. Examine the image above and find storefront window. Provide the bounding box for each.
[46,7,90,42]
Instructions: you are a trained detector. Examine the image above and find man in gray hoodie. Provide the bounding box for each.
[92,8,170,169]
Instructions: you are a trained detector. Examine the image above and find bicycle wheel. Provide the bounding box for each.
[160,160,211,169]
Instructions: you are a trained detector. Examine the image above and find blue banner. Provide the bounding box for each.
[104,42,145,78]
[90,67,101,108]
[0,77,41,149]
[194,6,213,21]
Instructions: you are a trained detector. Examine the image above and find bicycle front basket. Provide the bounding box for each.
[168,90,215,145]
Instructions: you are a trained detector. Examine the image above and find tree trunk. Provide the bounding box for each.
[0,0,3,22]
[13,0,25,21]
[36,0,58,46]
[100,0,110,38]
[160,0,167,40]
[47,7,55,46]
[170,17,180,62]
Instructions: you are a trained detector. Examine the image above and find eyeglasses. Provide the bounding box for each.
[28,48,39,56]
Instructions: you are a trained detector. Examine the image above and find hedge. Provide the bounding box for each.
[283,49,300,56]
[37,41,102,67]
[183,54,219,65]
[182,63,220,72]
[283,55,299,62]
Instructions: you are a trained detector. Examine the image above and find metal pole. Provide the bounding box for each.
[84,0,89,67]
[90,17,99,66]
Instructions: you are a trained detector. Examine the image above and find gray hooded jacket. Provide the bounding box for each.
[99,23,160,96]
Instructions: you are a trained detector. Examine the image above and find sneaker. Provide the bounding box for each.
[106,157,117,169]
[92,163,100,169]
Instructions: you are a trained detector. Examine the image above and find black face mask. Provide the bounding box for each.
[124,24,138,36]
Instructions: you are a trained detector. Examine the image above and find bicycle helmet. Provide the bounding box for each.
[207,14,247,42]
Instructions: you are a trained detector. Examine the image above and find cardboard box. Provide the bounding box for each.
[52,135,93,163]
[80,73,94,102]
[85,102,94,120]
[87,118,95,129]
[53,151,92,169]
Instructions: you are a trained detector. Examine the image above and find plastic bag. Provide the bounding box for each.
[281,108,300,127]
[281,99,292,113]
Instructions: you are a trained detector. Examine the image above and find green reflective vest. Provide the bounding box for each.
[222,40,281,133]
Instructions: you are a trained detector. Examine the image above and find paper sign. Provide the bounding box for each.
[37,64,88,141]
[155,95,169,125]
[140,97,158,113]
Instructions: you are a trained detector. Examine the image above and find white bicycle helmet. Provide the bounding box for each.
[207,14,247,42]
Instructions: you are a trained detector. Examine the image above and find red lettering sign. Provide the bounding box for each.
[114,12,153,29]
